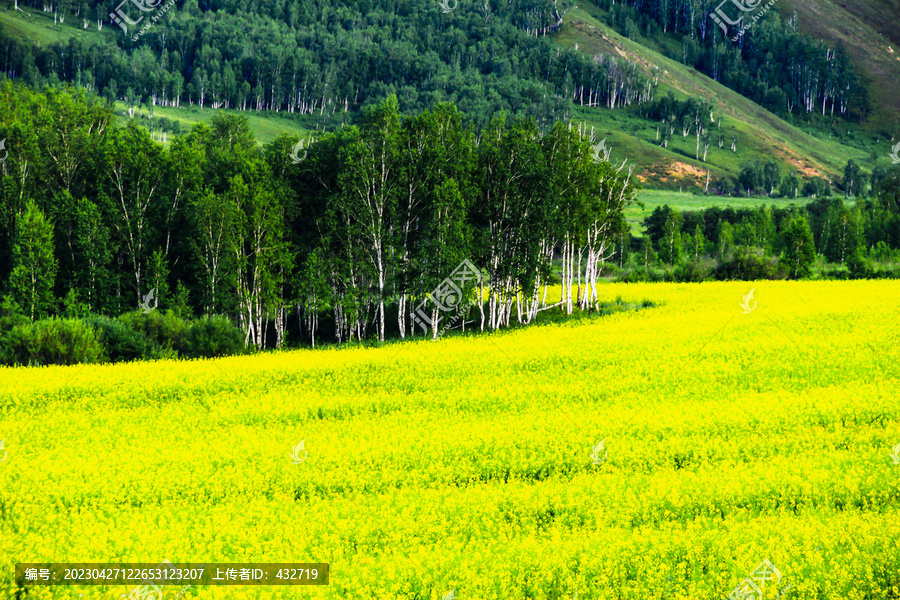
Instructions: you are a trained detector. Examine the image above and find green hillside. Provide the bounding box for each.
[0,5,110,45]
[552,2,873,191]
[2,0,895,192]
[781,0,900,136]
[112,102,313,146]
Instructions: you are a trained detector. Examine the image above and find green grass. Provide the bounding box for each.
[0,6,112,45]
[626,190,813,234]
[112,102,315,146]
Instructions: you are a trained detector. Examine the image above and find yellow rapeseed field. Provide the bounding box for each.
[1,281,899,599]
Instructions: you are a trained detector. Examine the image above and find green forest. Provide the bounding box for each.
[0,0,654,130]
[0,0,868,129]
[1,81,899,366]
[0,81,642,358]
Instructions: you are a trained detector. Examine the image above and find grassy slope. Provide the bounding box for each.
[553,2,871,190]
[112,102,312,146]
[0,5,111,45]
[627,190,812,234]
[780,0,900,137]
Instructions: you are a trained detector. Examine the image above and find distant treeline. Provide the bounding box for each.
[731,157,892,199]
[618,187,900,282]
[0,81,639,348]
[598,0,867,121]
[0,0,654,130]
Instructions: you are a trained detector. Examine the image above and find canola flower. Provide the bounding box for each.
[1,281,899,599]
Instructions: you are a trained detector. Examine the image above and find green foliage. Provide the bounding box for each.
[85,315,148,362]
[803,176,832,199]
[658,210,684,265]
[0,295,29,334]
[714,250,786,281]
[638,237,658,268]
[8,199,57,321]
[843,159,868,198]
[1,311,248,365]
[716,220,736,260]
[779,212,817,279]
[846,246,872,279]
[178,316,247,359]
[673,258,714,282]
[115,310,188,358]
[0,318,103,366]
[820,199,864,265]
[778,171,799,199]
[62,289,91,318]
[146,250,171,310]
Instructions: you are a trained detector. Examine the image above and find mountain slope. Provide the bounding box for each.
[781,0,900,135]
[553,2,871,189]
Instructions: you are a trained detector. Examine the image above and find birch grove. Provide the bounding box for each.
[291,99,638,344]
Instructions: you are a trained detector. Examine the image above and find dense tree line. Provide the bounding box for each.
[625,178,900,281]
[733,158,893,200]
[0,0,655,130]
[0,81,639,347]
[598,0,867,121]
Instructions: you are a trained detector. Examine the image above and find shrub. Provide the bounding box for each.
[714,251,787,281]
[0,295,29,335]
[178,316,246,358]
[673,259,714,282]
[846,248,872,279]
[86,315,148,362]
[117,310,188,354]
[0,318,104,366]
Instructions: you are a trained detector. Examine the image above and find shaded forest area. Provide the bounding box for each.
[0,81,639,352]
[0,0,867,131]
[0,0,655,130]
